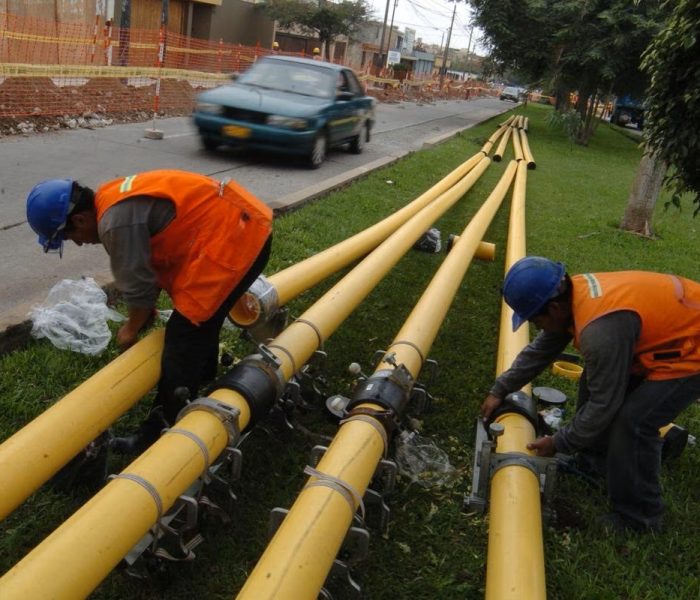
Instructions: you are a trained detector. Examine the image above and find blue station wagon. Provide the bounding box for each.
[192,56,376,168]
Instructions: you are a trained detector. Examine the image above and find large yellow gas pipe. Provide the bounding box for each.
[0,329,164,521]
[519,127,537,169]
[486,159,546,600]
[0,156,492,600]
[263,152,487,309]
[0,126,511,523]
[237,161,519,600]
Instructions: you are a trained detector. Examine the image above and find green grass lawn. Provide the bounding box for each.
[1,103,699,599]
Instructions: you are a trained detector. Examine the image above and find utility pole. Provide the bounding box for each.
[377,0,391,70]
[466,23,474,76]
[385,0,399,56]
[439,1,457,90]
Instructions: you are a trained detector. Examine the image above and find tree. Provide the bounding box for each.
[470,0,664,144]
[639,0,700,215]
[265,0,370,60]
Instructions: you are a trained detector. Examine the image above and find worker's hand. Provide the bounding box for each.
[116,322,139,352]
[481,393,502,422]
[527,435,556,457]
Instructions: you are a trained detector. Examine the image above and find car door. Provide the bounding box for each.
[328,70,360,144]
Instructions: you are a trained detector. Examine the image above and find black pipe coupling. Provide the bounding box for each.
[485,390,538,432]
[210,349,285,427]
[345,364,414,434]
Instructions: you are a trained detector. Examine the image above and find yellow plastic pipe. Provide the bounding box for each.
[266,156,491,382]
[0,124,511,522]
[0,386,245,599]
[481,115,514,156]
[519,128,536,169]
[486,160,546,600]
[0,154,493,600]
[493,125,513,162]
[0,329,164,521]
[511,123,524,162]
[266,153,486,308]
[238,161,519,600]
[232,123,512,326]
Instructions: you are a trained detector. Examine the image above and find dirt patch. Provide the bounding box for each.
[0,75,198,136]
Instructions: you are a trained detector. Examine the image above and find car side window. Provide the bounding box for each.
[345,71,363,97]
[336,72,350,95]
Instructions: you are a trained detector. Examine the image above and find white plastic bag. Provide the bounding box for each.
[29,278,125,355]
[395,430,455,488]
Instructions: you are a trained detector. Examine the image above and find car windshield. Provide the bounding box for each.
[238,60,335,99]
[504,87,519,95]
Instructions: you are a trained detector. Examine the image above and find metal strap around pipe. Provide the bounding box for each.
[385,340,425,365]
[294,318,324,347]
[108,473,163,521]
[339,413,389,458]
[164,428,211,471]
[303,465,366,522]
[267,344,298,374]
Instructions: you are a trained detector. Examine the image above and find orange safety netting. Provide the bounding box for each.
[0,11,277,119]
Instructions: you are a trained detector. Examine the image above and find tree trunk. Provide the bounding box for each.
[619,150,667,236]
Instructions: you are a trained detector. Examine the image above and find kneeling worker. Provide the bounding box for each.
[26,170,273,453]
[481,256,700,533]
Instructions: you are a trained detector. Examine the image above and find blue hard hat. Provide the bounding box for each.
[26,179,74,254]
[502,256,565,331]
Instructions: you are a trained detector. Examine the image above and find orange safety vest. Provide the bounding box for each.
[95,170,272,325]
[571,271,700,380]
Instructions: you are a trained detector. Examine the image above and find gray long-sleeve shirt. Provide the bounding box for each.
[97,196,175,308]
[489,311,641,453]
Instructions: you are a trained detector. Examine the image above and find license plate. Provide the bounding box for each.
[222,125,251,139]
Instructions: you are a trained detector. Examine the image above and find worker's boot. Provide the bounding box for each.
[110,408,168,456]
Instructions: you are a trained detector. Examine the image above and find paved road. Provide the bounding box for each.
[0,97,510,328]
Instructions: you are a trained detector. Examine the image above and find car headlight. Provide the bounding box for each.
[266,115,309,130]
[195,102,223,114]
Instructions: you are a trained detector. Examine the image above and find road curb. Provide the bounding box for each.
[270,156,398,214]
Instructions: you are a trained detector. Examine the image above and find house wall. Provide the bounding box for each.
[207,0,273,46]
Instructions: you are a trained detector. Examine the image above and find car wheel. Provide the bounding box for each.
[308,132,327,169]
[201,135,219,151]
[349,123,367,154]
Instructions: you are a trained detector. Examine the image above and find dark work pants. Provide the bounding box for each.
[577,370,700,530]
[153,236,272,425]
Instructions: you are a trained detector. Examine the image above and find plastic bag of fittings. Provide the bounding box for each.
[394,430,455,488]
[28,277,125,355]
[413,228,442,253]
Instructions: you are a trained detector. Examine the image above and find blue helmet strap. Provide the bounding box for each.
[42,197,76,257]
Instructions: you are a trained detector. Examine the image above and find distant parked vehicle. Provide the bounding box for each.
[610,95,644,129]
[192,56,376,168]
[499,86,521,102]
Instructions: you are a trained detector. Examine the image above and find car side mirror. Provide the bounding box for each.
[230,72,240,81]
[337,90,354,101]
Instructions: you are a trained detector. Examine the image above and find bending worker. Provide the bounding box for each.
[26,170,273,454]
[481,256,700,533]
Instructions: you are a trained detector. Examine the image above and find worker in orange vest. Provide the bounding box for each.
[26,170,273,453]
[481,256,700,534]
[272,41,280,54]
[312,47,322,60]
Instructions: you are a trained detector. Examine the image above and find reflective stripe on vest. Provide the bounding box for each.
[96,170,272,324]
[572,271,700,380]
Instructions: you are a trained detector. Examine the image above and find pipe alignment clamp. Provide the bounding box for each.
[177,397,242,449]
[346,365,415,435]
[210,346,286,426]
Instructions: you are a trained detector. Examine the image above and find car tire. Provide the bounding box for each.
[201,135,219,151]
[308,132,327,169]
[349,123,367,154]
